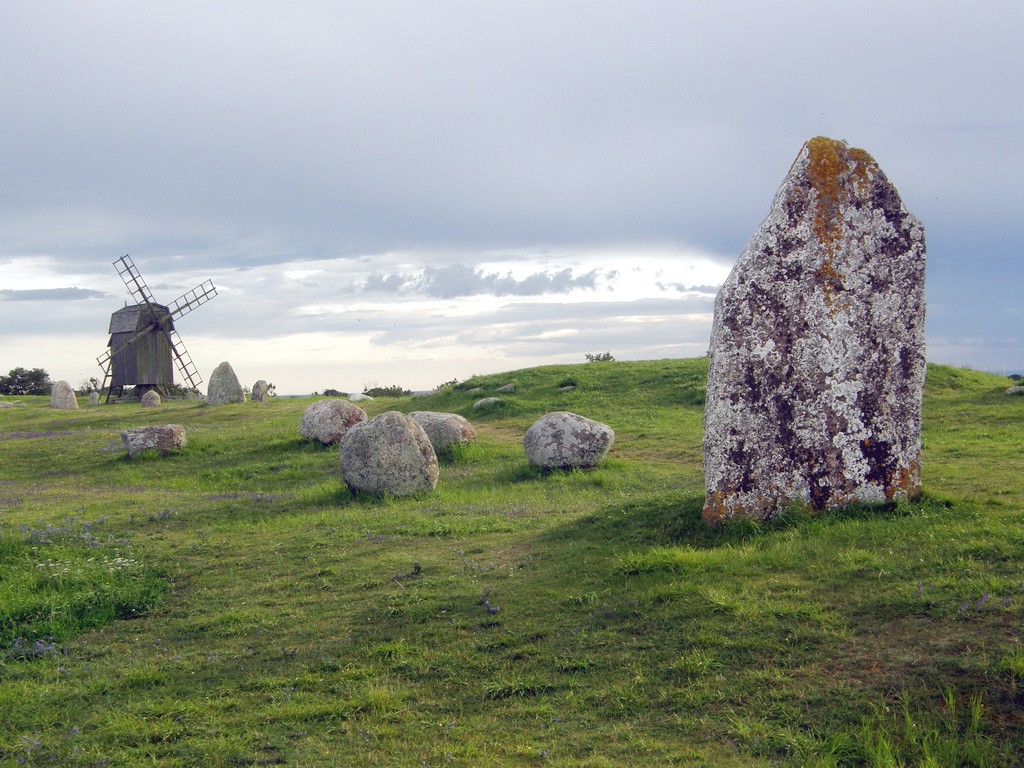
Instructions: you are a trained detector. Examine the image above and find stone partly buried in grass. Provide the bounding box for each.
[338,411,439,496]
[121,425,187,458]
[703,136,926,525]
[523,412,614,470]
[300,399,367,445]
[409,411,478,453]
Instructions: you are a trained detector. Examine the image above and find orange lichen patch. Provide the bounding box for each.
[804,137,878,312]
[885,453,922,501]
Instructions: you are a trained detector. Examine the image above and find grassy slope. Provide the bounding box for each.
[0,359,1022,767]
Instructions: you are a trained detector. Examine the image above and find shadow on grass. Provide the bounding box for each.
[542,489,958,551]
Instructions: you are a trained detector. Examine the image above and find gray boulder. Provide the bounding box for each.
[349,393,374,402]
[473,397,500,409]
[338,411,439,496]
[87,391,101,406]
[121,425,187,458]
[184,390,200,401]
[140,390,161,408]
[49,381,79,410]
[1005,386,1024,396]
[523,412,614,469]
[251,380,269,403]
[703,137,926,525]
[496,383,515,393]
[207,361,246,405]
[409,411,478,453]
[300,399,367,444]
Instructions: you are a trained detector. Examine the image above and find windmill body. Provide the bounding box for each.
[98,255,217,402]
[107,303,176,390]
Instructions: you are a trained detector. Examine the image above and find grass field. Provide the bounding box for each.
[1,358,1022,767]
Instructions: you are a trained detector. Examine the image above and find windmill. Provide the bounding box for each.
[97,255,218,402]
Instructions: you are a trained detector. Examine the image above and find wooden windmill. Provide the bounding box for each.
[97,255,218,402]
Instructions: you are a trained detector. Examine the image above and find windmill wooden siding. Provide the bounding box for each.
[107,304,175,388]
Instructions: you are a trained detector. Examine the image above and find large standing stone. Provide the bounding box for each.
[49,381,79,410]
[300,399,367,444]
[207,361,246,405]
[703,137,926,525]
[121,425,187,458]
[338,411,439,496]
[251,380,269,403]
[140,390,161,408]
[409,411,478,453]
[523,412,614,469]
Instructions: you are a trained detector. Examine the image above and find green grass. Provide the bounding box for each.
[0,359,1022,766]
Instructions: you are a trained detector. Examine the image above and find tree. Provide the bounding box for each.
[585,352,615,363]
[0,367,53,396]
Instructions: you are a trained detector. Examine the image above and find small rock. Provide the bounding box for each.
[410,411,478,453]
[300,399,367,444]
[184,390,200,401]
[252,380,269,403]
[523,412,614,469]
[473,397,501,409]
[338,411,438,496]
[87,391,101,406]
[559,385,576,392]
[140,390,161,408]
[466,387,483,393]
[1006,386,1024,396]
[49,381,79,410]
[121,425,187,458]
[207,361,246,405]
[349,393,374,402]
[496,383,515,393]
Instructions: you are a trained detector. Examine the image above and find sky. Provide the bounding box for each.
[1,1,1021,395]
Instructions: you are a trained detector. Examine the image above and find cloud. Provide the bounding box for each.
[362,264,608,298]
[655,281,722,294]
[0,288,107,301]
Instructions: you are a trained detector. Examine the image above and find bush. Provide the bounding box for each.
[364,385,411,397]
[585,352,615,363]
[0,367,52,396]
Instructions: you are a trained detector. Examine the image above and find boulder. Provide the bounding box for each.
[466,387,483,393]
[338,411,439,496]
[496,383,515,393]
[49,381,79,410]
[207,361,246,405]
[473,397,500,409]
[349,393,374,402]
[184,390,200,401]
[523,412,614,469]
[87,391,101,406]
[251,380,269,403]
[703,137,927,525]
[1006,386,1024,396]
[121,425,187,458]
[409,411,478,453]
[300,399,367,444]
[140,390,161,408]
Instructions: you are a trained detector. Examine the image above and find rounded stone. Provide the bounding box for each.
[409,411,477,453]
[207,361,246,405]
[49,381,79,410]
[338,411,439,496]
[523,412,615,470]
[251,380,269,403]
[300,399,367,444]
[140,390,161,408]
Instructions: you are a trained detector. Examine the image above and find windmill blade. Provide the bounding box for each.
[164,329,204,390]
[114,255,157,306]
[169,280,217,319]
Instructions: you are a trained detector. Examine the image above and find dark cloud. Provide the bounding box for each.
[0,288,107,301]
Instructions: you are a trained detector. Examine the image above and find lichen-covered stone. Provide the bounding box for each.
[121,425,187,458]
[300,399,367,444]
[703,137,926,525]
[140,390,161,408]
[523,412,614,469]
[49,381,79,410]
[409,411,478,453]
[87,391,101,406]
[338,411,438,496]
[207,361,246,405]
[251,380,269,403]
